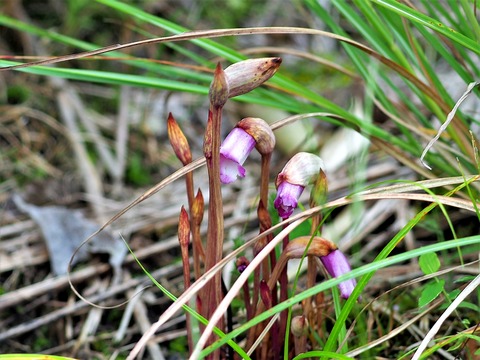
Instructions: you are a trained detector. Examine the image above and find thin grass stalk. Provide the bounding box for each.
[259,153,271,207]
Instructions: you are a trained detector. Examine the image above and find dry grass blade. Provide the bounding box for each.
[0,27,377,70]
[66,157,205,307]
[189,191,478,357]
[188,218,308,359]
[346,260,479,357]
[0,26,453,119]
[411,274,480,360]
[125,176,479,358]
[270,112,345,131]
[421,81,480,170]
[358,175,480,195]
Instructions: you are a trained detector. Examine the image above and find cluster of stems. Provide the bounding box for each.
[167,57,356,359]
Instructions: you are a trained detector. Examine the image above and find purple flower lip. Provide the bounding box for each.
[320,249,357,299]
[219,128,256,184]
[273,181,305,219]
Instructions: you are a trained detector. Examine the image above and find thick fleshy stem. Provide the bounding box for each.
[203,63,228,357]
[246,207,277,352]
[191,189,205,279]
[251,152,275,314]
[291,315,309,356]
[236,256,253,320]
[177,207,193,355]
[277,227,290,358]
[248,236,337,350]
[260,152,272,212]
[259,279,274,360]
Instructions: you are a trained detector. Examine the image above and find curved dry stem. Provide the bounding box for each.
[421,82,480,169]
[67,157,205,307]
[0,25,455,123]
[0,27,381,70]
[240,46,360,79]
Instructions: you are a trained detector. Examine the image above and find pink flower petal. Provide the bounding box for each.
[219,128,255,184]
[274,181,305,219]
[220,155,246,184]
[320,250,357,299]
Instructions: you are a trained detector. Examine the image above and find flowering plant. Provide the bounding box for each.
[129,58,358,360]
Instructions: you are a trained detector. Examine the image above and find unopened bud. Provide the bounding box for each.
[225,57,282,98]
[257,200,272,233]
[178,206,191,248]
[236,256,250,273]
[167,112,192,165]
[291,315,309,337]
[260,279,272,309]
[237,117,275,155]
[209,63,229,107]
[284,236,337,259]
[192,189,204,225]
[310,167,328,206]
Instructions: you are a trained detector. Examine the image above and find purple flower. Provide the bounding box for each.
[273,152,325,219]
[320,249,357,299]
[274,181,305,219]
[220,127,256,184]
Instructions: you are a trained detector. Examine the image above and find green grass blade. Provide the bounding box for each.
[201,235,480,356]
[371,0,480,55]
[321,178,475,356]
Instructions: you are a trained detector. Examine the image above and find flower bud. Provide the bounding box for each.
[236,256,250,273]
[167,112,192,165]
[291,315,309,337]
[310,167,328,206]
[225,57,282,98]
[260,279,272,309]
[209,62,229,107]
[284,236,337,259]
[178,206,191,248]
[192,189,204,225]
[237,117,275,155]
[257,199,272,233]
